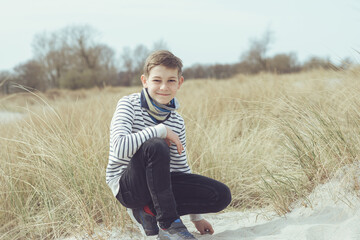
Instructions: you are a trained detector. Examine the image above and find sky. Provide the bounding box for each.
[1,0,360,71]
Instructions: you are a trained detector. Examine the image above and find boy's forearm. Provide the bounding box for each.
[189,214,203,222]
[111,124,167,159]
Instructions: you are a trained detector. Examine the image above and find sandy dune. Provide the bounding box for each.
[63,162,360,240]
[0,111,23,124]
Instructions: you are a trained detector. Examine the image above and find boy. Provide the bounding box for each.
[106,50,231,239]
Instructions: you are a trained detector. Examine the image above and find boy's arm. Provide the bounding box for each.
[164,126,184,155]
[110,98,167,159]
[189,214,203,222]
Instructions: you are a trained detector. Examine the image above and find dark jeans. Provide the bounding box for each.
[116,138,231,226]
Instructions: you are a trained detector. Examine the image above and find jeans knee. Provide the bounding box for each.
[215,184,232,212]
[143,138,169,151]
[142,138,170,161]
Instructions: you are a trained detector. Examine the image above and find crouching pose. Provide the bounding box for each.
[106,50,231,239]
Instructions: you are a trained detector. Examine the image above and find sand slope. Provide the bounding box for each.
[63,162,360,240]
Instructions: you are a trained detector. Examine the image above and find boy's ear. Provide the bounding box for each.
[178,76,184,89]
[141,75,148,88]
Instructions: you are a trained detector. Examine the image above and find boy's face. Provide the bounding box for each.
[141,65,184,105]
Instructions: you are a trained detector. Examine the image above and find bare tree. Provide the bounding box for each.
[302,56,334,71]
[119,41,168,86]
[119,47,135,86]
[33,31,68,88]
[32,25,118,90]
[133,45,150,72]
[152,39,169,51]
[0,71,12,94]
[267,53,300,74]
[13,60,47,91]
[240,29,274,73]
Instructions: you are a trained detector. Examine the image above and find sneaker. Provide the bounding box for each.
[127,207,159,236]
[157,219,197,240]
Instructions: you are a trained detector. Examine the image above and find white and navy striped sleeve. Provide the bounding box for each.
[177,122,191,173]
[110,97,167,159]
[165,114,191,173]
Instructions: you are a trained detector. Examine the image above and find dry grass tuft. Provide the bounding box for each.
[1,68,360,238]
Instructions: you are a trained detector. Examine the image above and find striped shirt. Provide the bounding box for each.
[106,93,191,196]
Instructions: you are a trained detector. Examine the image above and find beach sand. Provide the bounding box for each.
[0,111,23,124]
[63,162,360,240]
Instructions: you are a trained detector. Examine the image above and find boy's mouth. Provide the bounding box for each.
[156,93,170,96]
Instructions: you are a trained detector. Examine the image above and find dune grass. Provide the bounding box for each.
[0,68,360,239]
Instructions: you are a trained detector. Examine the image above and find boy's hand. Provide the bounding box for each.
[165,126,184,155]
[193,219,214,235]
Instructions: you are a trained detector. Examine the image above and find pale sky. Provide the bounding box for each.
[1,0,359,71]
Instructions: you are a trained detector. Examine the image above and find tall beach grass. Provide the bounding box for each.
[1,68,360,239]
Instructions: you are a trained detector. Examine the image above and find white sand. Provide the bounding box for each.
[0,110,23,124]
[63,162,360,240]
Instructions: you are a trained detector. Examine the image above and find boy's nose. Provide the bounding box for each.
[160,83,168,90]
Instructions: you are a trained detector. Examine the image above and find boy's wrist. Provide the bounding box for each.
[189,214,204,222]
[154,123,167,138]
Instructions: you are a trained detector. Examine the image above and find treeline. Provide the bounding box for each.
[0,26,352,94]
[183,54,335,79]
[183,31,351,79]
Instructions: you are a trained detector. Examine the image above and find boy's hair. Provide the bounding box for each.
[143,50,183,77]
